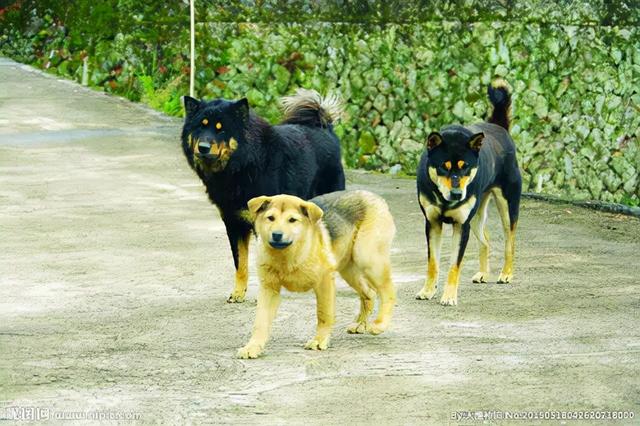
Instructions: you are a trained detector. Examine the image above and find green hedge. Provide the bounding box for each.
[1,1,638,205]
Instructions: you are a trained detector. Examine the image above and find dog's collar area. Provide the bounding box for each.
[430,190,469,210]
[444,197,468,209]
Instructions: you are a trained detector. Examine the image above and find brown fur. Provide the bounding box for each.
[237,191,396,359]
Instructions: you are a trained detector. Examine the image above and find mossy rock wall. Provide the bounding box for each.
[1,1,638,204]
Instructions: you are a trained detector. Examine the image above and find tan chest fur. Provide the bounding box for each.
[443,196,477,223]
[257,230,336,293]
[419,193,443,223]
[259,260,331,293]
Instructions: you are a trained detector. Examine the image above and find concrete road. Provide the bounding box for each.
[1,57,639,424]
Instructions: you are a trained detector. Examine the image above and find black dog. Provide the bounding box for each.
[181,89,346,302]
[416,81,522,306]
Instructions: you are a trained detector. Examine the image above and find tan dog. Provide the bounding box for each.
[237,191,396,359]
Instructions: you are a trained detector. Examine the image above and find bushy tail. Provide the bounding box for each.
[487,80,512,131]
[280,89,343,128]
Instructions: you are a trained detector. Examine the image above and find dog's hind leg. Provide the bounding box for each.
[341,264,376,334]
[226,227,251,303]
[331,166,346,192]
[342,198,396,334]
[492,185,520,283]
[366,261,396,335]
[471,192,492,283]
[305,273,335,350]
[351,227,396,334]
[416,219,443,300]
[317,165,346,195]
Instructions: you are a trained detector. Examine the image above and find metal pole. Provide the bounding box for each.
[189,0,195,97]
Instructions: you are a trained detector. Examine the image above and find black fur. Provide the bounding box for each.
[181,93,345,297]
[417,82,522,277]
[311,191,368,240]
[487,84,511,130]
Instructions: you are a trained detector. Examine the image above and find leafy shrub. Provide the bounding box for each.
[1,1,638,204]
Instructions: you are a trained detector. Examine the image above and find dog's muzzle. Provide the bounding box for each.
[269,231,292,249]
[196,142,219,161]
[198,141,211,154]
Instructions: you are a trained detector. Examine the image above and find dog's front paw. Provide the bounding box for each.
[237,343,263,359]
[472,272,488,283]
[347,321,369,334]
[497,272,512,284]
[440,285,458,306]
[415,286,437,300]
[304,336,330,351]
[227,290,246,303]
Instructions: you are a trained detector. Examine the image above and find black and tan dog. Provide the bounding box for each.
[237,191,396,359]
[181,89,346,303]
[416,81,522,306]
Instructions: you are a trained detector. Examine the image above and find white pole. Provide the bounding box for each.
[81,56,89,86]
[189,0,195,97]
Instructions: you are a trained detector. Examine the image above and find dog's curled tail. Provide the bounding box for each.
[280,89,343,127]
[487,80,512,131]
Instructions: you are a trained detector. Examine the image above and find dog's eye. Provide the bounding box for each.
[267,215,275,222]
[215,122,222,130]
[201,118,209,126]
[288,217,297,223]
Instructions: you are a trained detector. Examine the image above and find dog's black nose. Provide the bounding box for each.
[198,141,211,154]
[271,231,283,242]
[450,189,463,200]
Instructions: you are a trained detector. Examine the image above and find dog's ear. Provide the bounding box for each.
[247,196,271,218]
[427,132,443,150]
[182,96,201,117]
[300,201,323,223]
[231,98,250,122]
[468,132,485,152]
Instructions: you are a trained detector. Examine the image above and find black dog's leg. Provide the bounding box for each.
[416,218,443,300]
[225,224,251,303]
[494,179,521,284]
[440,222,471,306]
[330,166,346,192]
[316,165,346,195]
